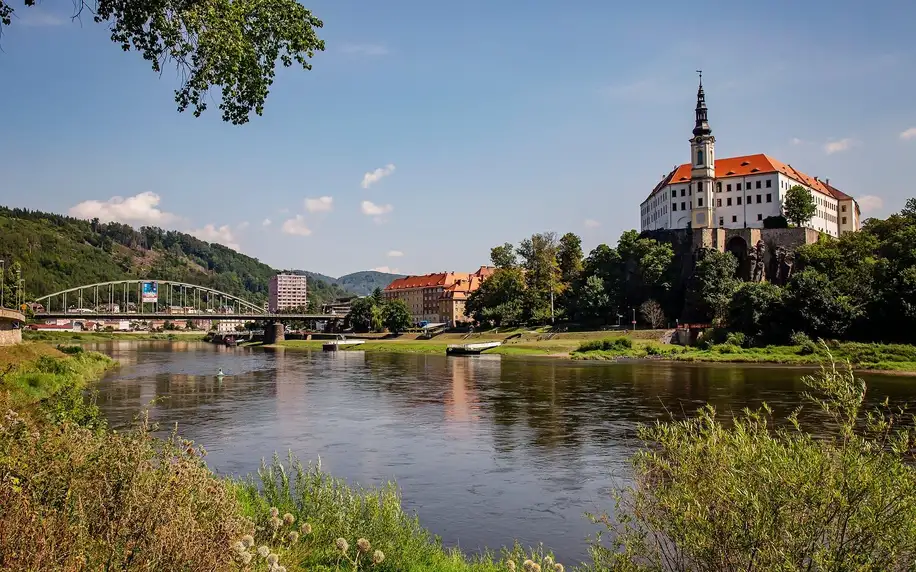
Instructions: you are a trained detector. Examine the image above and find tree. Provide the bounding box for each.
[783,270,860,339]
[1,1,325,125]
[726,282,785,343]
[783,185,817,228]
[465,268,526,327]
[576,275,611,324]
[556,232,584,286]
[347,297,375,332]
[382,299,411,334]
[684,249,738,323]
[185,319,196,330]
[616,230,675,309]
[490,243,517,269]
[517,232,561,322]
[639,299,666,329]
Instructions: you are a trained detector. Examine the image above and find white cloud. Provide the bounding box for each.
[824,138,855,155]
[361,164,396,189]
[372,266,400,274]
[189,224,240,251]
[281,215,312,236]
[237,221,250,230]
[584,219,600,229]
[341,44,389,56]
[69,192,178,225]
[262,218,272,227]
[387,250,404,257]
[304,196,334,213]
[857,195,884,213]
[361,201,393,216]
[790,137,805,146]
[900,127,916,141]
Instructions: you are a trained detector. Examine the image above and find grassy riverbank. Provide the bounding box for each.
[270,331,916,372]
[572,338,916,372]
[3,343,916,568]
[23,330,208,342]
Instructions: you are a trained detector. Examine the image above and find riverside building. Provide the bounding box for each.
[268,273,308,312]
[640,75,861,237]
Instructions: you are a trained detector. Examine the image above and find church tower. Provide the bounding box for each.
[690,72,716,228]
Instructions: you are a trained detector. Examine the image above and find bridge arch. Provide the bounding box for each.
[34,279,264,315]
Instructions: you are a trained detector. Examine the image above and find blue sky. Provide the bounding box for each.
[1,0,914,277]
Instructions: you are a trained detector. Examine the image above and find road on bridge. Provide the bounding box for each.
[35,313,344,321]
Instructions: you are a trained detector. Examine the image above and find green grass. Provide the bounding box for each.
[232,455,560,572]
[0,343,115,402]
[23,330,208,342]
[572,339,916,372]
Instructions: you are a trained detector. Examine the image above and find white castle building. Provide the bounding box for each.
[640,76,861,237]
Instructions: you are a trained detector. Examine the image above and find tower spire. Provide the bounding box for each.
[693,70,711,137]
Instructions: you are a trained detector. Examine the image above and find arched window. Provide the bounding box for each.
[697,149,704,165]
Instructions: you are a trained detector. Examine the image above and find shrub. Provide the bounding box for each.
[56,344,84,355]
[790,331,813,346]
[590,351,916,570]
[576,336,633,353]
[711,343,740,354]
[0,410,250,570]
[724,332,746,348]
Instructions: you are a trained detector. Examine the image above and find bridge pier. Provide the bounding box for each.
[265,322,285,345]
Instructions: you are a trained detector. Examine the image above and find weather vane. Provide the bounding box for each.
[696,69,702,82]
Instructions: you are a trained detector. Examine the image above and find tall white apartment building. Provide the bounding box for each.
[268,273,308,312]
[640,76,861,237]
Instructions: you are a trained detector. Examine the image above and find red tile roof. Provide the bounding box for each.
[647,153,855,203]
[385,272,450,291]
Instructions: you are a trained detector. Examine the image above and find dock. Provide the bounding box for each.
[446,341,502,356]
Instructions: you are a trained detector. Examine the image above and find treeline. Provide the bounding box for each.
[467,198,916,344]
[0,207,350,307]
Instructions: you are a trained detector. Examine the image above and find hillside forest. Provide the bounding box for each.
[0,207,365,308]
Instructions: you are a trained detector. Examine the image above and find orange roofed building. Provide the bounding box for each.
[383,266,495,326]
[640,76,861,237]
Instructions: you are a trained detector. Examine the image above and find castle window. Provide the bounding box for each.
[681,201,686,210]
[672,190,676,198]
[766,179,772,188]
[672,203,677,211]
[757,214,763,221]
[737,183,742,191]
[698,197,704,207]
[756,181,762,189]
[716,182,722,192]
[842,205,847,212]
[757,194,762,204]
[727,184,732,192]
[766,193,772,203]
[717,199,722,207]
[681,188,686,197]
[719,217,724,226]
[732,215,738,223]
[842,216,847,224]
[697,149,704,165]
[727,198,732,206]
[737,197,742,205]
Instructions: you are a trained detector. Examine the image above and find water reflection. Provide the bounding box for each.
[87,342,910,564]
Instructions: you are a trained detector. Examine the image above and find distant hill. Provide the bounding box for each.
[338,271,405,295]
[292,270,405,296]
[0,206,352,307]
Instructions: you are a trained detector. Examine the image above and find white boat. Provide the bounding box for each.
[446,341,502,355]
[322,338,366,351]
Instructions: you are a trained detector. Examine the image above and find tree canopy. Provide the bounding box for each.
[1,0,325,124]
[783,185,818,228]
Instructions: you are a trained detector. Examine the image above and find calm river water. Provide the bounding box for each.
[87,341,912,564]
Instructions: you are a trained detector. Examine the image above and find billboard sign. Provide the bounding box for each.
[141,281,158,304]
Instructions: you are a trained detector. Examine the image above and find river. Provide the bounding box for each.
[87,341,912,564]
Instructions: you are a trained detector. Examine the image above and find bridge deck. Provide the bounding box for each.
[35,313,343,321]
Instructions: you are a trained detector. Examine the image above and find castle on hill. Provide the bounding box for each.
[640,75,861,237]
